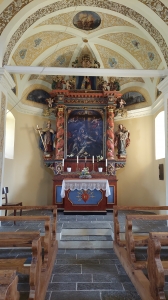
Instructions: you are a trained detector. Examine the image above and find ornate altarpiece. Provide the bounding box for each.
[40,88,128,211]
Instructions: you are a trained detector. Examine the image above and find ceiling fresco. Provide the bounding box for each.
[0,0,168,114]
[100,32,162,69]
[13,32,75,66]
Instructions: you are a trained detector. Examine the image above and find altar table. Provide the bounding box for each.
[61,179,111,213]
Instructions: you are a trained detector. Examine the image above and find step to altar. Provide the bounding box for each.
[57,228,113,249]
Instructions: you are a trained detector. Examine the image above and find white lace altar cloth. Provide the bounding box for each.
[61,179,111,198]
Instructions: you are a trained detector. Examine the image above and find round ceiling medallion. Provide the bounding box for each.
[73,11,101,31]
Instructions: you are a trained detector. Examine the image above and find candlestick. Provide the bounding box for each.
[62,159,64,166]
[77,156,79,164]
[105,159,107,167]
[76,162,79,173]
[92,156,94,164]
[105,166,108,175]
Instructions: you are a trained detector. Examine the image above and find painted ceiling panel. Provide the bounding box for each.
[101,32,162,69]
[39,44,77,67]
[12,31,74,66]
[95,44,135,69]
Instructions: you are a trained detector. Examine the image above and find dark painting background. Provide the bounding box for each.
[67,110,103,158]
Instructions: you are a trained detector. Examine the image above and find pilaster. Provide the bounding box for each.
[0,67,15,208]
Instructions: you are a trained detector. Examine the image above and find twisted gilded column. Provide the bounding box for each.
[55,106,65,159]
[106,106,115,159]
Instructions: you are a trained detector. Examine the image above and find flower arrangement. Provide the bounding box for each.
[79,167,92,179]
[81,167,90,175]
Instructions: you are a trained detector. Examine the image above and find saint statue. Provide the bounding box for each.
[36,121,55,156]
[114,124,130,158]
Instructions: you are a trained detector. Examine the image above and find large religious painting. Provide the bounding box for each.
[122,91,145,106]
[67,109,103,158]
[73,11,101,31]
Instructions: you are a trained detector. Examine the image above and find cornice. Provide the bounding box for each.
[157,76,168,95]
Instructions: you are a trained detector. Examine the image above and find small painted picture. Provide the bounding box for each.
[67,110,103,158]
[122,91,145,106]
[73,11,101,31]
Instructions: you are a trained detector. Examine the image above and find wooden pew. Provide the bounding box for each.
[0,233,42,300]
[125,214,168,269]
[113,213,168,300]
[0,207,58,299]
[0,205,57,239]
[147,232,168,300]
[0,205,57,256]
[0,214,58,270]
[113,205,168,246]
[0,270,19,300]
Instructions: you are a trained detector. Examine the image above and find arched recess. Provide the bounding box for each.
[5,110,15,159]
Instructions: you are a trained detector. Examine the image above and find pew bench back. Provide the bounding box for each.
[125,214,168,268]
[0,270,19,300]
[113,205,168,245]
[0,233,42,300]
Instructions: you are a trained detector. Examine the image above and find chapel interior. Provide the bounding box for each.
[0,1,168,299]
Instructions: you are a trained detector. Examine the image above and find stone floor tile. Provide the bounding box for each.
[52,274,92,283]
[93,274,131,283]
[101,290,141,300]
[47,282,76,291]
[122,282,137,291]
[50,291,101,300]
[56,253,77,260]
[99,259,120,264]
[77,253,117,260]
[82,264,118,274]
[115,265,127,275]
[56,259,99,265]
[77,282,123,290]
[52,264,81,274]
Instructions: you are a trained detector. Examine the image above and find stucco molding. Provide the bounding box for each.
[157,76,168,96]
[0,68,15,94]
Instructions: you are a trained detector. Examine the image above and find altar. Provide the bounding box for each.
[53,172,117,212]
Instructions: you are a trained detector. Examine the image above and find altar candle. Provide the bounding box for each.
[92,156,94,164]
[77,156,79,164]
[62,159,64,166]
[105,159,107,167]
[85,156,87,162]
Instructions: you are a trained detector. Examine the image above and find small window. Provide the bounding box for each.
[5,110,15,159]
[155,111,165,160]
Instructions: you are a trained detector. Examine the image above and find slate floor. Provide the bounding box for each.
[1,210,168,299]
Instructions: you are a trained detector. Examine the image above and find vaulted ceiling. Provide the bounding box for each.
[0,0,168,114]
